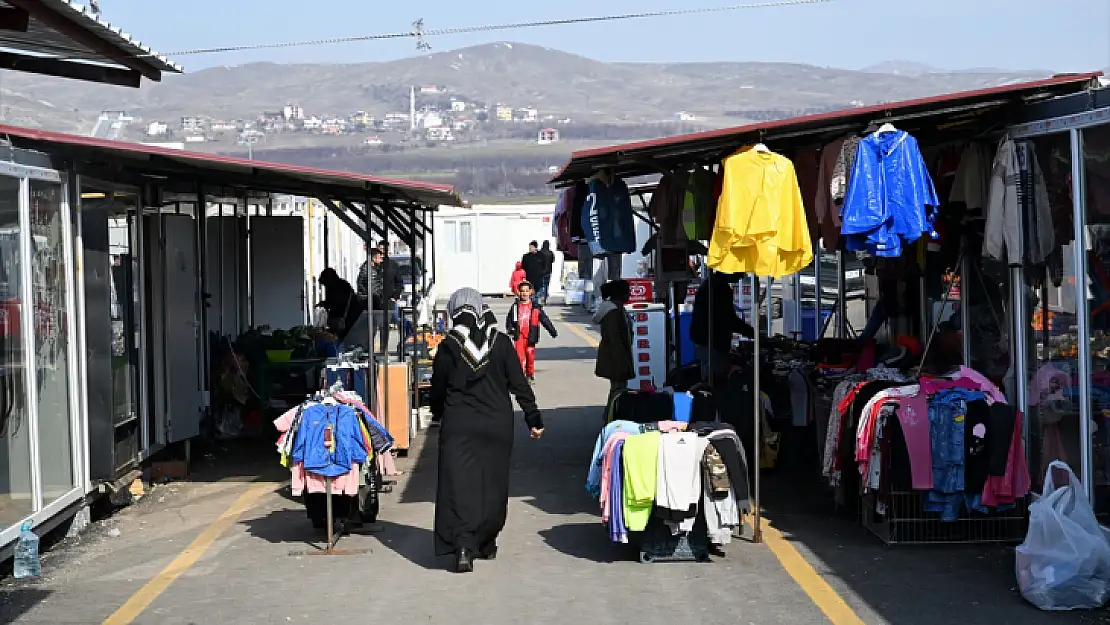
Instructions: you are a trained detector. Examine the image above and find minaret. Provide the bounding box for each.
[410,86,416,131]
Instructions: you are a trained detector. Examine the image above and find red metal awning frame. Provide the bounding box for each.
[549,72,1104,184]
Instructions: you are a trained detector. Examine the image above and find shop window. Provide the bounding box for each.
[1082,123,1110,513]
[0,176,33,526]
[30,179,76,503]
[1023,132,1079,493]
[458,220,473,253]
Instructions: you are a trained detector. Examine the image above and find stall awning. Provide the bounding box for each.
[550,72,1103,184]
[0,123,463,208]
[0,0,180,86]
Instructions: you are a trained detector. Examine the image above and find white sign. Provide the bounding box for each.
[626,303,666,391]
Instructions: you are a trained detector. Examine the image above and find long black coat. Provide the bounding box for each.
[594,302,634,382]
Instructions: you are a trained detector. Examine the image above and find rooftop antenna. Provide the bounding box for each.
[412,19,431,51]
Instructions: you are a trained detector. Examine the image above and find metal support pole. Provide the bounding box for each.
[960,237,971,366]
[409,207,419,422]
[813,246,822,340]
[836,250,846,338]
[672,282,682,368]
[381,208,390,434]
[323,211,330,269]
[1071,128,1093,498]
[752,274,762,544]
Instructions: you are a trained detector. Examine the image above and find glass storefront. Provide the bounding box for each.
[0,168,83,537]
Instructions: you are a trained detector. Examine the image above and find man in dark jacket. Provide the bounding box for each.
[358,247,403,351]
[316,268,363,341]
[593,279,634,410]
[521,241,546,302]
[690,271,754,383]
[538,240,556,305]
[505,281,557,383]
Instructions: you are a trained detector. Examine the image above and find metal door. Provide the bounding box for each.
[162,214,202,443]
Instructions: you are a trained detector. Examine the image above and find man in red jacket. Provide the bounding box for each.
[505,281,558,382]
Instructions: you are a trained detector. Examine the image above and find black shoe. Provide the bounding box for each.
[455,548,474,573]
[477,546,498,560]
[528,375,535,384]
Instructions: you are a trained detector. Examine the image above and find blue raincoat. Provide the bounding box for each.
[840,130,939,257]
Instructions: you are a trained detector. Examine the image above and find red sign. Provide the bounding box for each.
[627,278,654,303]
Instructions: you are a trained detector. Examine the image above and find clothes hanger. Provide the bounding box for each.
[752,143,770,153]
[873,123,897,137]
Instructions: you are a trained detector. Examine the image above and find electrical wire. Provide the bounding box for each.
[153,0,835,58]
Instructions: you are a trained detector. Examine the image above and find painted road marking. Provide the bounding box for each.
[559,317,865,625]
[101,481,274,625]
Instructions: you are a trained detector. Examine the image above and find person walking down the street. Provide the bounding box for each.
[505,281,558,383]
[521,241,546,303]
[593,279,634,412]
[538,240,556,305]
[431,287,544,573]
[315,268,363,341]
[509,261,527,295]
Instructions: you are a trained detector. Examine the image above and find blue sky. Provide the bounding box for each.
[101,0,1108,72]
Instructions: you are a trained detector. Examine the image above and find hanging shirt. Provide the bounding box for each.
[707,147,814,278]
[586,420,644,497]
[841,130,939,258]
[950,142,991,211]
[812,137,848,252]
[655,432,705,522]
[983,138,1054,265]
[622,430,662,532]
[582,175,637,256]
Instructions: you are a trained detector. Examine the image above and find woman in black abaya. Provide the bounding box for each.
[430,288,544,573]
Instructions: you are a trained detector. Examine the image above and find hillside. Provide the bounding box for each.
[0,42,1053,134]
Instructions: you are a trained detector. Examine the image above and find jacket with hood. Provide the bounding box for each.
[594,300,634,382]
[505,300,557,346]
[510,261,528,293]
[521,250,546,286]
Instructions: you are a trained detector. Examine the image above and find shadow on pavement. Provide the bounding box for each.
[538,522,627,563]
[0,588,52,624]
[371,520,442,570]
[532,345,598,362]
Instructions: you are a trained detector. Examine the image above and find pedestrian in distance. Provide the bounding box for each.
[538,240,556,305]
[505,281,558,383]
[593,279,634,417]
[509,261,527,295]
[521,241,546,303]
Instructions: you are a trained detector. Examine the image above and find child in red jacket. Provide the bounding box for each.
[505,281,557,382]
[509,261,527,295]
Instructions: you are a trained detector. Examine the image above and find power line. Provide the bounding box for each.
[154,0,834,58]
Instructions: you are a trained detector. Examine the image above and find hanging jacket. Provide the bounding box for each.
[569,180,588,243]
[682,167,716,241]
[983,138,1053,265]
[505,299,557,346]
[707,147,813,278]
[840,130,939,258]
[581,175,636,256]
[291,403,369,478]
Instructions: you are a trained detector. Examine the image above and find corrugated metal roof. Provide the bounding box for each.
[0,0,179,79]
[0,123,462,207]
[550,73,1103,184]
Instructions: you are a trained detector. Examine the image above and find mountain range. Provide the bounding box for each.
[0,42,1057,135]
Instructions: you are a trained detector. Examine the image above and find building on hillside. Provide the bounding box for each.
[364,136,383,146]
[181,116,205,132]
[302,116,323,131]
[283,103,305,120]
[145,122,169,136]
[450,99,467,112]
[515,107,538,122]
[383,112,409,127]
[426,127,454,141]
[676,111,697,121]
[494,104,513,122]
[420,84,442,94]
[349,111,374,127]
[417,112,443,129]
[537,128,559,144]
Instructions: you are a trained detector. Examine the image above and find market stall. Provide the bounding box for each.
[552,74,1106,551]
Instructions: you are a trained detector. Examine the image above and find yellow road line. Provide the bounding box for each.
[762,521,866,624]
[102,481,274,625]
[560,317,864,624]
[563,321,599,347]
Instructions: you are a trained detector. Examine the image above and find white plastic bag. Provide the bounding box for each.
[1016,460,1110,610]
